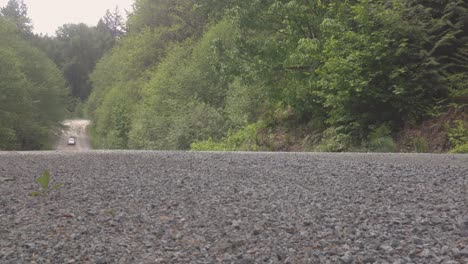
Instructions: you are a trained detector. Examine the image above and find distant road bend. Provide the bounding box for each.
[55,119,91,151]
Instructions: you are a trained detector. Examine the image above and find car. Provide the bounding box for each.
[67,137,76,145]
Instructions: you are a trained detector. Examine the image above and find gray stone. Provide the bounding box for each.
[454,250,468,258]
[340,252,354,264]
[0,177,15,182]
[390,239,400,248]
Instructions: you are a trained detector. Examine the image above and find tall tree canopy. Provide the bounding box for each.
[0,0,32,34]
[29,22,118,114]
[100,7,127,39]
[54,23,114,100]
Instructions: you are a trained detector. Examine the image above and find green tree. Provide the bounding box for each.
[54,23,114,100]
[0,0,32,34]
[0,18,68,150]
[100,7,126,39]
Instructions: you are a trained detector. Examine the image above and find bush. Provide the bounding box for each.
[191,122,263,151]
[316,127,352,152]
[412,136,429,153]
[447,120,468,148]
[368,124,396,152]
[450,143,468,154]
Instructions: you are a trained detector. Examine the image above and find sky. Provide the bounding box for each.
[0,0,134,35]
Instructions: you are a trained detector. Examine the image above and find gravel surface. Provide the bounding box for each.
[0,151,467,263]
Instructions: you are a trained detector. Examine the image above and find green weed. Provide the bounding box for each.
[30,170,63,196]
[412,136,429,153]
[105,209,117,217]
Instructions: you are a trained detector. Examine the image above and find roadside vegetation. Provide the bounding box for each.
[86,0,468,153]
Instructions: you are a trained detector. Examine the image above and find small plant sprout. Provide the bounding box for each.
[30,170,63,196]
[105,209,117,217]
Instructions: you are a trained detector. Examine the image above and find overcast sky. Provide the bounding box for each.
[0,0,134,35]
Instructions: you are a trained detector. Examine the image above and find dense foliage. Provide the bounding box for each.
[0,0,121,150]
[0,17,68,150]
[85,0,468,151]
[30,18,120,105]
[1,0,465,151]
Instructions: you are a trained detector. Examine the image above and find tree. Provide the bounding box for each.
[100,7,126,39]
[54,23,114,100]
[0,0,32,34]
[29,8,120,107]
[0,18,68,150]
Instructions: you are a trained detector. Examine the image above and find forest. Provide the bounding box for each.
[1,0,467,152]
[0,0,122,150]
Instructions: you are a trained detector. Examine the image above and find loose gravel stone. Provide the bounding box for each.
[0,151,466,263]
[340,251,354,263]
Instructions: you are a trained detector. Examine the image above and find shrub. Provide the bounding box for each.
[317,127,352,152]
[191,122,263,151]
[413,136,429,153]
[368,124,396,152]
[450,143,468,154]
[447,120,468,149]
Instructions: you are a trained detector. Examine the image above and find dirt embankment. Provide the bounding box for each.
[397,106,468,152]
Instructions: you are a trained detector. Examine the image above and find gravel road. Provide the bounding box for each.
[0,151,467,263]
[55,120,91,151]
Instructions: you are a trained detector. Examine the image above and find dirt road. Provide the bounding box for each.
[55,120,91,151]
